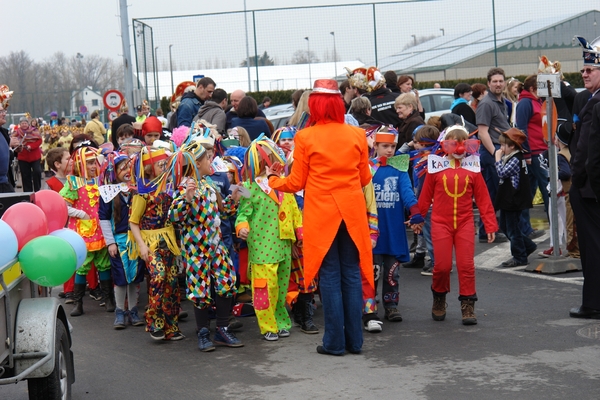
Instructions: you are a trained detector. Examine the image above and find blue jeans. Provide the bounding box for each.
[500,210,537,264]
[423,208,434,265]
[319,221,363,355]
[479,144,501,239]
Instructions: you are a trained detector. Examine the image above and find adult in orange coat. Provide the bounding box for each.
[267,79,373,355]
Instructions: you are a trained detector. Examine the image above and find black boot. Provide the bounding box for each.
[292,301,302,326]
[402,252,425,269]
[100,280,116,312]
[299,294,318,334]
[70,283,86,317]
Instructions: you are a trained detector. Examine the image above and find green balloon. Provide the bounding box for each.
[19,236,77,287]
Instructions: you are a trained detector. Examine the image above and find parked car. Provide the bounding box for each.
[266,103,295,130]
[418,88,455,121]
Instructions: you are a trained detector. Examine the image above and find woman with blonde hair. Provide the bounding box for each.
[288,90,312,128]
[504,77,521,126]
[395,93,425,147]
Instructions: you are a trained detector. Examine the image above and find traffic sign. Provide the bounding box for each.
[541,99,558,142]
[107,110,119,122]
[79,105,88,114]
[103,89,124,110]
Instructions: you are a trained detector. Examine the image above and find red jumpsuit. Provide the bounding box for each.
[418,156,497,298]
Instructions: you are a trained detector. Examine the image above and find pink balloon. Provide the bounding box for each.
[1,202,48,251]
[33,190,68,232]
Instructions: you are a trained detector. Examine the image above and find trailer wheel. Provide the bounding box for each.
[27,319,72,400]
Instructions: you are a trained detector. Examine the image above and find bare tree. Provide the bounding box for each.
[290,49,319,64]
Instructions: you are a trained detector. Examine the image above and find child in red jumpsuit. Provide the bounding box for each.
[418,126,497,325]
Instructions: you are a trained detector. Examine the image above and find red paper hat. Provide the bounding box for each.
[312,79,341,94]
[142,116,163,136]
[170,81,196,103]
[366,67,385,92]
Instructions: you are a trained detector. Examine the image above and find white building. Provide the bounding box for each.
[70,86,104,117]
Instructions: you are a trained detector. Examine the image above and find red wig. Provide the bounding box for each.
[308,94,345,125]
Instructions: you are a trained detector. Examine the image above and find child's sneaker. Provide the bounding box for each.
[364,320,383,332]
[197,328,215,352]
[264,332,279,341]
[166,332,185,341]
[538,247,562,258]
[214,326,244,347]
[89,288,102,301]
[128,307,145,326]
[278,329,290,337]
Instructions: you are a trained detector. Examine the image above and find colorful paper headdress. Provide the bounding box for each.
[171,81,196,104]
[345,67,368,90]
[574,35,600,66]
[142,116,163,136]
[0,85,13,109]
[374,126,399,144]
[366,67,385,92]
[244,134,286,181]
[272,126,297,143]
[71,145,101,180]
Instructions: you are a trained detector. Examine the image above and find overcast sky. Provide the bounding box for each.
[4,0,599,62]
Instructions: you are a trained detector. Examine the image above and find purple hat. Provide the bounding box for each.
[50,111,58,117]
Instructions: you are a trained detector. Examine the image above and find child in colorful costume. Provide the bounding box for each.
[128,146,183,341]
[370,127,423,323]
[59,144,111,316]
[272,126,319,334]
[235,135,302,341]
[418,126,498,325]
[99,152,145,329]
[169,140,243,351]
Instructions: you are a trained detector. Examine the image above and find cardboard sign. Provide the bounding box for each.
[537,74,561,98]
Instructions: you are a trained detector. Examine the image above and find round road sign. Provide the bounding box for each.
[103,89,124,110]
[108,110,119,122]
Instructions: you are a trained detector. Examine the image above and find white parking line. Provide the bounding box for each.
[474,233,583,286]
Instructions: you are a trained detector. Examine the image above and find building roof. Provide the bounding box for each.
[377,10,600,74]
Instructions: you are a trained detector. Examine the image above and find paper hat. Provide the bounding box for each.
[99,151,130,184]
[141,147,168,166]
[366,67,385,92]
[345,67,368,90]
[500,127,527,150]
[574,35,600,66]
[71,145,101,179]
[312,79,341,94]
[0,85,13,109]
[244,134,286,181]
[374,126,399,144]
[272,126,297,143]
[183,139,207,160]
[142,116,163,136]
[171,81,196,104]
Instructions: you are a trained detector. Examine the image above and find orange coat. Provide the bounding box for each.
[268,121,374,289]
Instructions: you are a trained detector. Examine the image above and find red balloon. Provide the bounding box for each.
[1,202,48,251]
[33,190,68,233]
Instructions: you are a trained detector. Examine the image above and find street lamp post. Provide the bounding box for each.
[169,44,174,94]
[440,28,445,36]
[411,34,417,46]
[76,53,84,115]
[330,31,337,78]
[154,46,160,109]
[305,37,312,86]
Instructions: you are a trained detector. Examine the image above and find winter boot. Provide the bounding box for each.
[460,299,477,325]
[432,292,447,321]
[128,306,145,326]
[70,283,86,317]
[299,294,318,334]
[292,301,303,326]
[114,308,126,330]
[100,280,116,312]
[402,252,425,269]
[214,326,244,347]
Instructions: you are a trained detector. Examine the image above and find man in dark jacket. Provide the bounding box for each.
[568,36,600,319]
[364,67,402,127]
[176,77,215,127]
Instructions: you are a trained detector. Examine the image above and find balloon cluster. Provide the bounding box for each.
[0,190,87,287]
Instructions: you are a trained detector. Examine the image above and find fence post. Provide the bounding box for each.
[253,11,260,92]
[373,3,378,67]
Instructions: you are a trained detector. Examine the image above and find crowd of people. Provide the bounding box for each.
[0,34,599,356]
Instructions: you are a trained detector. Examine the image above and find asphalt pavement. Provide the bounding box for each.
[3,205,600,400]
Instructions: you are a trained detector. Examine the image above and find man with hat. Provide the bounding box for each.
[266,79,373,355]
[568,35,600,319]
[494,127,537,267]
[363,67,403,129]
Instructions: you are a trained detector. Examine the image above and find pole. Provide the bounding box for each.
[331,31,337,78]
[119,0,134,116]
[546,81,560,258]
[154,46,160,110]
[244,1,251,92]
[373,4,378,67]
[492,0,498,67]
[253,11,259,92]
[305,37,312,86]
[169,44,174,94]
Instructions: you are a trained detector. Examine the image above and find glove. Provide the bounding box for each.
[409,214,424,225]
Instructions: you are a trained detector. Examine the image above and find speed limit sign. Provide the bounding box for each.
[103,89,124,110]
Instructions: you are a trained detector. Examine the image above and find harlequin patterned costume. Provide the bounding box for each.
[60,175,110,275]
[128,191,181,338]
[235,177,303,335]
[169,177,238,308]
[418,154,497,299]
